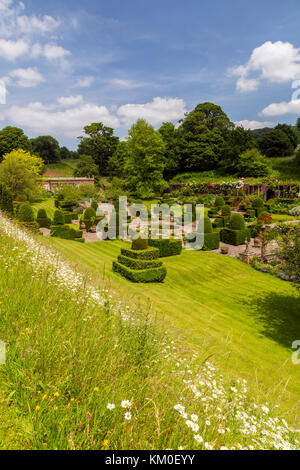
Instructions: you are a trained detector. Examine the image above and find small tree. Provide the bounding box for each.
[18,203,35,222]
[0,182,13,213]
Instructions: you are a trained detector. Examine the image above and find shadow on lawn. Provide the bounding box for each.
[242,290,300,349]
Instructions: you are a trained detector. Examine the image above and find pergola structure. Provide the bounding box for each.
[40,177,95,193]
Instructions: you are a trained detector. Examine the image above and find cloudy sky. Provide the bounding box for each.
[1,0,300,148]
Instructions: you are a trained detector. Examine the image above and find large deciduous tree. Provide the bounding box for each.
[30,136,61,164]
[0,126,31,161]
[78,123,119,176]
[258,129,294,158]
[158,122,181,178]
[125,119,167,198]
[177,102,234,172]
[74,155,99,179]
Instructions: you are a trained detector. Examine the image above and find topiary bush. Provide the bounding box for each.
[188,216,220,251]
[50,225,84,242]
[148,238,182,257]
[18,203,35,223]
[215,196,225,209]
[83,206,96,231]
[121,247,159,260]
[113,262,167,283]
[229,214,246,230]
[114,244,166,283]
[204,216,213,233]
[36,208,52,229]
[221,205,232,217]
[91,200,98,212]
[53,210,65,226]
[252,198,265,216]
[132,237,149,251]
[0,183,13,214]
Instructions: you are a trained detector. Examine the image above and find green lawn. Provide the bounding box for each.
[48,237,300,425]
[32,198,56,219]
[44,159,78,177]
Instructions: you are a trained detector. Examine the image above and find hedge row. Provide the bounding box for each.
[188,231,220,251]
[220,228,251,246]
[121,247,160,260]
[148,238,182,257]
[50,225,84,242]
[113,261,167,283]
[117,255,163,270]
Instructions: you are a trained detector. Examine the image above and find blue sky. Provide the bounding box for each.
[1,0,300,148]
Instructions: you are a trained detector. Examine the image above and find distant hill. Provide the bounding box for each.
[251,127,273,139]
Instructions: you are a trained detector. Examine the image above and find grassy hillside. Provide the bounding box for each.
[49,237,300,425]
[44,159,78,177]
[1,216,298,449]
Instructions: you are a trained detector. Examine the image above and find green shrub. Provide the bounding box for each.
[113,262,167,283]
[36,208,52,229]
[84,207,96,220]
[50,225,84,241]
[215,196,225,208]
[18,203,35,223]
[229,214,246,230]
[19,221,40,233]
[203,232,220,251]
[204,216,213,233]
[221,205,232,217]
[91,200,98,211]
[121,247,159,260]
[53,210,65,226]
[63,212,79,224]
[118,255,163,270]
[252,198,265,210]
[0,183,13,214]
[213,216,229,228]
[148,238,182,257]
[221,228,250,246]
[132,237,149,251]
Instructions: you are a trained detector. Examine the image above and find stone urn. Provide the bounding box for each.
[221,246,229,255]
[80,222,86,230]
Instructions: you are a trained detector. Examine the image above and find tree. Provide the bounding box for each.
[74,155,99,179]
[158,122,181,178]
[107,141,128,178]
[60,146,73,160]
[221,126,257,174]
[125,119,167,198]
[234,149,270,177]
[78,123,119,176]
[0,182,13,213]
[30,136,60,164]
[177,102,234,172]
[0,126,31,161]
[275,124,298,150]
[0,149,44,198]
[258,129,294,158]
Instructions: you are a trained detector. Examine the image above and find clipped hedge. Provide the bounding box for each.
[132,237,149,251]
[203,232,220,251]
[215,196,225,208]
[53,210,65,226]
[36,208,52,229]
[148,238,182,257]
[121,247,159,260]
[229,214,246,230]
[220,228,251,246]
[118,255,163,270]
[63,212,78,224]
[18,203,35,223]
[50,224,84,241]
[113,261,167,283]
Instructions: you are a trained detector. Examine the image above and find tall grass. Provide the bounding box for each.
[0,215,298,450]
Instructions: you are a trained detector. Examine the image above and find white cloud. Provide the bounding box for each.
[73,76,94,88]
[117,97,187,126]
[230,41,300,92]
[261,99,300,116]
[111,79,148,89]
[0,0,60,37]
[8,67,44,87]
[31,43,71,60]
[2,96,188,137]
[56,95,83,107]
[0,38,29,60]
[235,120,275,130]
[4,101,120,138]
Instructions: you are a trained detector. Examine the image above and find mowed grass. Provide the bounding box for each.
[32,198,56,219]
[44,159,78,177]
[49,237,300,424]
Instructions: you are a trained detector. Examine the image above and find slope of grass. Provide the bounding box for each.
[49,237,300,425]
[44,159,78,177]
[31,198,56,219]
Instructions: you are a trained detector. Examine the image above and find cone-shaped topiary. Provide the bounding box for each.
[229,214,245,230]
[215,196,225,208]
[204,216,213,233]
[36,208,52,229]
[37,208,47,219]
[221,205,232,217]
[84,206,96,220]
[53,210,65,226]
[18,203,34,222]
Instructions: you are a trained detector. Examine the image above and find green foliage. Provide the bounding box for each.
[258,129,294,158]
[215,196,225,208]
[74,155,99,179]
[235,149,270,177]
[78,123,119,176]
[275,124,298,149]
[204,216,213,233]
[53,210,65,226]
[50,224,83,241]
[229,214,246,230]
[0,126,31,161]
[125,119,168,198]
[221,205,232,217]
[18,203,35,222]
[0,182,13,213]
[36,208,52,229]
[117,255,163,270]
[30,136,60,164]
[203,232,220,251]
[113,261,167,283]
[107,141,128,178]
[91,200,98,211]
[148,238,182,257]
[121,247,160,260]
[221,228,250,246]
[132,237,149,251]
[221,126,257,174]
[158,122,181,177]
[84,206,96,220]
